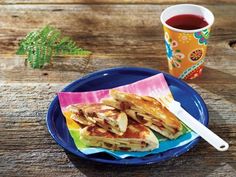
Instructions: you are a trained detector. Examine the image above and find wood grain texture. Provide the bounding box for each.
[0,83,235,177]
[0,4,236,83]
[0,2,236,177]
[2,0,236,5]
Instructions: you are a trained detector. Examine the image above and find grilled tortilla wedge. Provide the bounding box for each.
[102,90,183,139]
[80,120,158,151]
[66,103,128,135]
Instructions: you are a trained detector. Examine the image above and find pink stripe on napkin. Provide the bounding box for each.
[58,73,171,110]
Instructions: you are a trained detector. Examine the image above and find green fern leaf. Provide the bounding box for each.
[27,48,33,63]
[16,45,26,55]
[17,25,92,69]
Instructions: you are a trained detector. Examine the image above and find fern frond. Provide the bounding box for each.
[17,25,92,68]
[16,45,26,55]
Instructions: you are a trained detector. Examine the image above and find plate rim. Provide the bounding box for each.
[46,66,209,165]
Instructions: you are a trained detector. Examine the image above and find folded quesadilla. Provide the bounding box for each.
[66,103,128,135]
[102,90,183,139]
[66,104,93,126]
[80,120,158,151]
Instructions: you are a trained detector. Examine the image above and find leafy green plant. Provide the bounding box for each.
[17,25,92,68]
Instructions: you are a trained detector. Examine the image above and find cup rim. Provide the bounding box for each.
[160,4,215,33]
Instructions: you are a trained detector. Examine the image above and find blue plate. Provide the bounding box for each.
[46,67,209,165]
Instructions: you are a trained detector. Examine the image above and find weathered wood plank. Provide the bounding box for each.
[1,55,236,84]
[0,5,236,84]
[2,0,236,5]
[0,83,235,177]
[0,3,235,177]
[1,5,236,54]
[0,83,235,123]
[0,143,235,177]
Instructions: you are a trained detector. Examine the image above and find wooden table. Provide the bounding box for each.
[0,0,235,176]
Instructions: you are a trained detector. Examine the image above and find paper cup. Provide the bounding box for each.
[160,4,214,80]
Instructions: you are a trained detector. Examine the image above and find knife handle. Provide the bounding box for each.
[169,101,229,151]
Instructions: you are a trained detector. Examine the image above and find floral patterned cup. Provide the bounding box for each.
[160,4,214,79]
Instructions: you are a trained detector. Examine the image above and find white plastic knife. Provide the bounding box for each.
[165,99,229,151]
